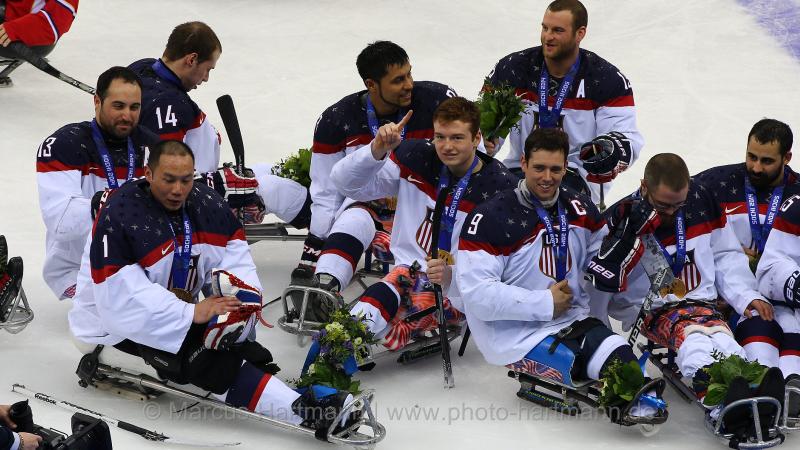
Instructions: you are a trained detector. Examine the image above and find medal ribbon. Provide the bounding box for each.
[167,209,193,290]
[538,54,581,128]
[436,156,480,254]
[744,168,787,253]
[90,120,135,189]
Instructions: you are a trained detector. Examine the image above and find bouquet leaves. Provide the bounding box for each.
[271,148,312,188]
[702,351,767,406]
[598,358,645,407]
[476,78,525,141]
[294,309,376,395]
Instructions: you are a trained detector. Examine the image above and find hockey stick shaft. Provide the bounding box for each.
[627,266,669,347]
[7,42,96,95]
[215,95,245,174]
[11,384,239,447]
[429,187,455,389]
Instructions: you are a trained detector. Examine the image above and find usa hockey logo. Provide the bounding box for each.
[677,249,701,293]
[416,207,435,254]
[538,232,572,280]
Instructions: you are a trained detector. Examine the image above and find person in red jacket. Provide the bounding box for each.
[0,0,79,86]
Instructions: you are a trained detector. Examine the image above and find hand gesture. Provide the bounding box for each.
[193,295,242,324]
[0,25,10,47]
[744,299,774,321]
[370,110,413,159]
[549,279,573,319]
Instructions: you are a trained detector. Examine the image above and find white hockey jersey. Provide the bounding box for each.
[456,185,607,365]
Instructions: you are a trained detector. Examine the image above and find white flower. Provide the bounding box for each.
[325,322,344,333]
[354,337,363,346]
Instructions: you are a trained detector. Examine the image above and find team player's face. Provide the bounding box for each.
[540,9,585,62]
[521,149,566,201]
[746,136,790,189]
[433,120,480,176]
[146,154,195,211]
[641,181,689,226]
[94,79,141,139]
[183,49,221,91]
[371,63,413,111]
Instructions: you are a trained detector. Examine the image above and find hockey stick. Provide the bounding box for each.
[7,42,95,95]
[216,94,247,226]
[626,233,675,347]
[429,186,455,389]
[11,384,240,447]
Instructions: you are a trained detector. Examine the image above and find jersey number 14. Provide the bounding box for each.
[155,105,178,129]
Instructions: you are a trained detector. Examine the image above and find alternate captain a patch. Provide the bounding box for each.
[415,207,435,254]
[538,230,572,280]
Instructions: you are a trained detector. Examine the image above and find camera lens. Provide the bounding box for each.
[8,400,34,433]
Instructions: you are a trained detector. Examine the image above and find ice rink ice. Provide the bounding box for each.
[1,0,800,448]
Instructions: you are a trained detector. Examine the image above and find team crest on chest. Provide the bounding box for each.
[416,207,435,254]
[676,249,701,293]
[538,231,573,280]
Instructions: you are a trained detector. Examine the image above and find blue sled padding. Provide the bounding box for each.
[522,336,577,387]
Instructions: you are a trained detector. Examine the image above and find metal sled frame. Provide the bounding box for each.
[359,324,463,366]
[244,222,307,244]
[82,363,386,449]
[278,285,349,339]
[782,382,800,432]
[0,286,33,334]
[507,369,599,417]
[639,341,786,448]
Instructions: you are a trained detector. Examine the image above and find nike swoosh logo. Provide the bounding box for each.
[162,242,174,255]
[345,138,361,147]
[407,175,424,185]
[725,205,743,214]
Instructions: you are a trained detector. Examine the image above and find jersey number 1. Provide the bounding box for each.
[155,105,178,129]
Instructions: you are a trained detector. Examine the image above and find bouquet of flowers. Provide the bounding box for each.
[271,148,312,188]
[701,351,768,406]
[476,78,526,141]
[598,358,645,408]
[294,309,376,395]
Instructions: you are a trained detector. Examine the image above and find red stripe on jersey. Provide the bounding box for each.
[406,129,434,139]
[194,231,231,248]
[658,216,726,246]
[320,248,357,270]
[86,166,146,179]
[360,295,391,322]
[140,238,175,268]
[720,201,770,215]
[459,237,516,257]
[36,160,80,173]
[514,88,600,111]
[571,213,607,233]
[312,134,373,155]
[190,111,206,130]
[771,216,800,235]
[248,373,272,412]
[91,265,122,284]
[780,349,800,357]
[393,159,479,214]
[602,95,635,108]
[740,335,780,349]
[159,130,187,141]
[230,228,246,242]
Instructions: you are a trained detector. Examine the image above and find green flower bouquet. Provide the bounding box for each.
[476,78,526,141]
[271,148,312,188]
[294,309,376,395]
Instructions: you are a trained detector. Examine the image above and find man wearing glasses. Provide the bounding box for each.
[587,154,779,416]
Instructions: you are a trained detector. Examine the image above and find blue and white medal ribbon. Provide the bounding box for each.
[90,119,135,189]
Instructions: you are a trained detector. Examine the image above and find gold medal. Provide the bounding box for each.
[658,279,687,299]
[436,249,455,266]
[170,288,194,304]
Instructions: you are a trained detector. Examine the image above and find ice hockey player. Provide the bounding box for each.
[0,0,79,87]
[315,97,517,355]
[483,0,642,205]
[36,65,294,300]
[694,119,798,385]
[290,40,459,318]
[587,153,785,440]
[457,127,666,426]
[127,21,310,229]
[68,140,355,432]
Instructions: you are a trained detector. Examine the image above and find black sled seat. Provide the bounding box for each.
[639,340,785,449]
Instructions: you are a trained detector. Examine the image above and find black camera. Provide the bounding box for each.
[8,400,113,450]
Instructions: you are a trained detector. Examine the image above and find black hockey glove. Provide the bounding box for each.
[90,188,112,220]
[607,199,660,236]
[782,270,800,309]
[299,234,325,268]
[586,227,643,293]
[579,131,632,183]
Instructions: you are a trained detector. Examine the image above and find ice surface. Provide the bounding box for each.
[1,1,799,448]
